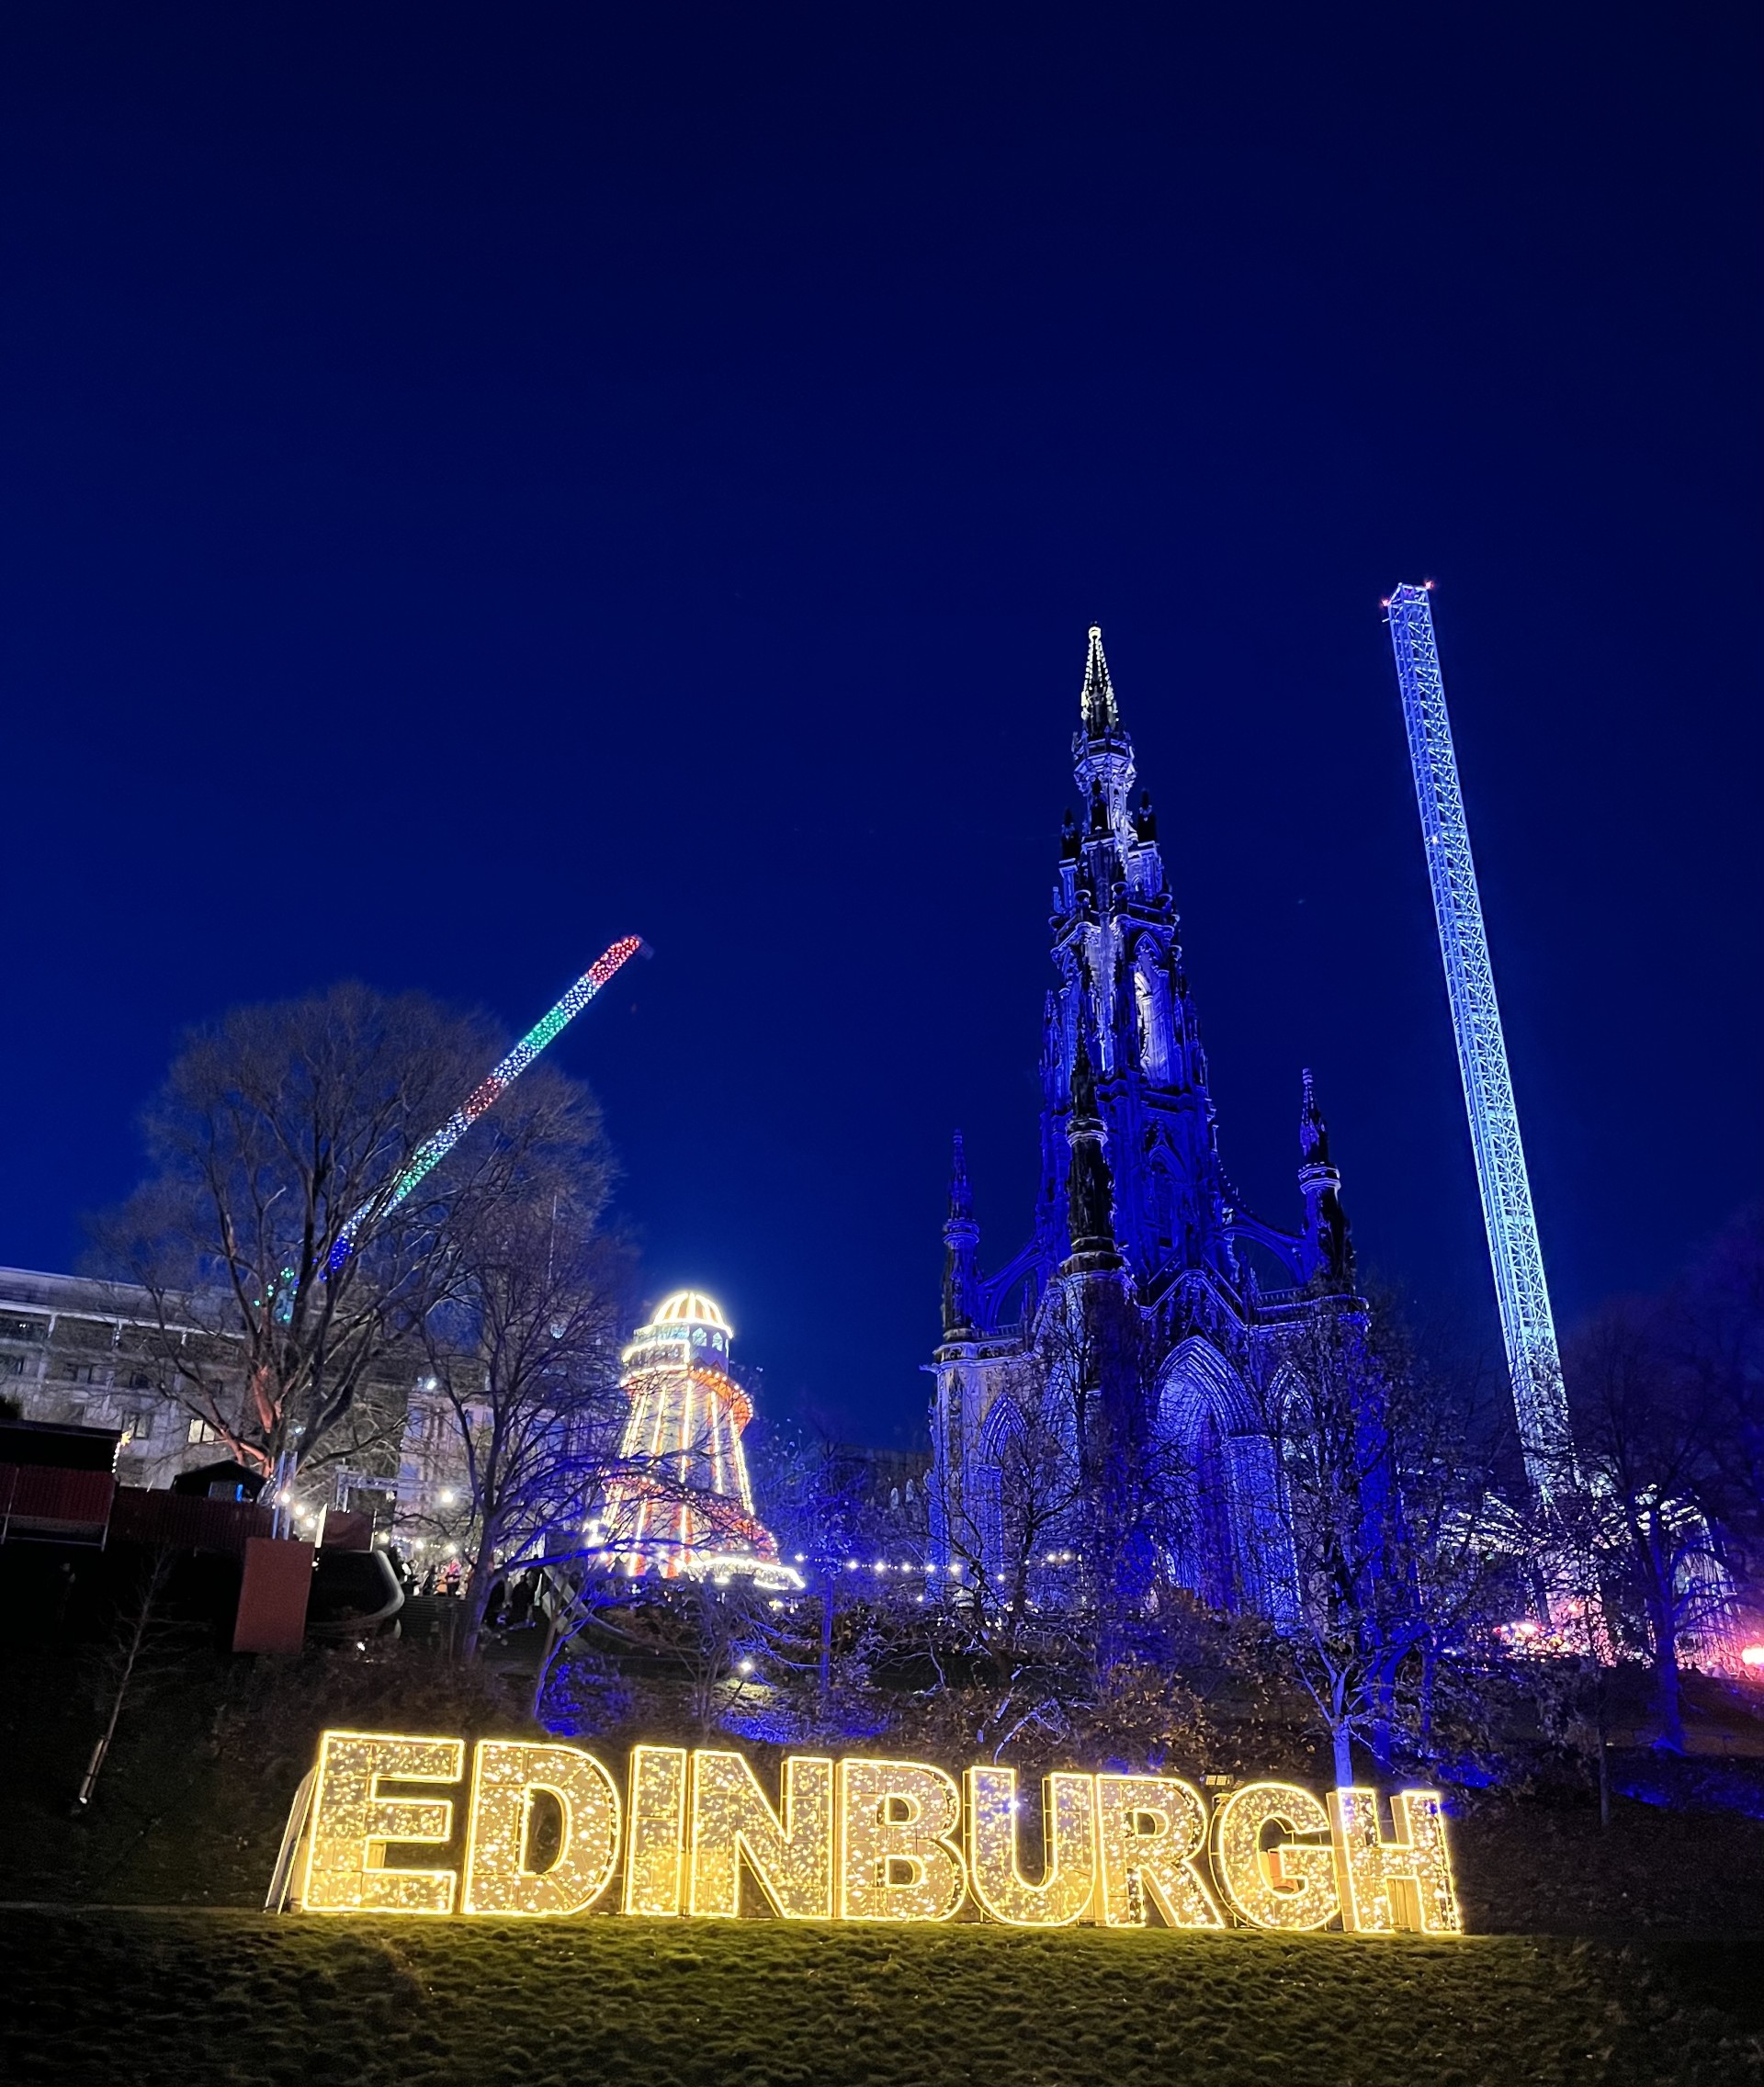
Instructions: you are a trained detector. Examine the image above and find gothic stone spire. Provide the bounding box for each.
[1080,624,1122,741]
[1299,1066,1330,1167]
[1297,1067,1354,1290]
[1062,1025,1123,1274]
[942,1131,981,1338]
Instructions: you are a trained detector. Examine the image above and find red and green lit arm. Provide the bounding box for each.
[322,935,643,1277]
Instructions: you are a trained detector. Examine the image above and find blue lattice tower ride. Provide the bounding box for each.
[1385,583,1574,1500]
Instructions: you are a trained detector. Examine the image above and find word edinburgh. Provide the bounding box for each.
[284,1730,1463,1935]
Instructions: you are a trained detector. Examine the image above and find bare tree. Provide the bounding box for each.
[1370,1299,1525,1755]
[1003,1276,1197,1646]
[934,1385,1085,1674]
[413,1145,631,1661]
[628,1577,780,1733]
[77,1548,197,1807]
[755,1427,883,1702]
[1565,1297,1736,1753]
[1253,1297,1429,1786]
[1666,1205,1764,1593]
[94,985,586,1485]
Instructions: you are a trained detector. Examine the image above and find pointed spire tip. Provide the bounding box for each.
[1079,625,1120,739]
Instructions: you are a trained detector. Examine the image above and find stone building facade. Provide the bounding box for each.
[0,1265,429,1526]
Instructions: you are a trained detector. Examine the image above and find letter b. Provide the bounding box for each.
[839,1758,967,1922]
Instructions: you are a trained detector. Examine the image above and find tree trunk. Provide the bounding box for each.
[1652,1619,1685,1753]
[1370,1661,1395,1772]
[1331,1720,1356,1789]
[529,1606,561,1722]
[1596,1724,1611,1828]
[459,1551,499,1662]
[1643,1521,1686,1753]
[819,1577,833,1700]
[80,1637,144,1807]
[78,1553,169,1807]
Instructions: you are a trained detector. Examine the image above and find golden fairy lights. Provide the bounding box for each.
[622,1744,690,1916]
[1328,1787,1461,1935]
[964,1767,1095,1926]
[462,1742,621,1917]
[839,1758,967,1922]
[292,1731,1465,1935]
[1212,1781,1340,1932]
[301,1732,465,1915]
[1094,1774,1223,1929]
[689,1751,835,1919]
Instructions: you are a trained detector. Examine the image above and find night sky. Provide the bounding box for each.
[3,6,1758,1447]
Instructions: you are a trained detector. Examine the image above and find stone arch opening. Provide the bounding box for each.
[1154,1339,1296,1621]
[973,1393,1028,1577]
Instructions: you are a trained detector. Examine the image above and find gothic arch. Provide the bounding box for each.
[1155,1337,1259,1444]
[978,1392,1028,1463]
[1144,1145,1177,1256]
[972,1392,1029,1578]
[1126,941,1172,1084]
[1153,1338,1298,1624]
[1265,1362,1311,1441]
[1052,959,1083,1100]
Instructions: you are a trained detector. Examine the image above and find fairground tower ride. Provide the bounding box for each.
[595,1291,796,1588]
[1385,584,1574,1500]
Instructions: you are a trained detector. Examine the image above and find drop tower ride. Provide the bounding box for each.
[1385,583,1574,1499]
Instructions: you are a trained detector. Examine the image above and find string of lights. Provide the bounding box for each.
[324,935,644,1277]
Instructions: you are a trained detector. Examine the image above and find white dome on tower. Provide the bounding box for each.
[649,1289,731,1337]
[596,1280,797,1590]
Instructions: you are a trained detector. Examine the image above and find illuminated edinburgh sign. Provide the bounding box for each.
[271,1731,1463,1935]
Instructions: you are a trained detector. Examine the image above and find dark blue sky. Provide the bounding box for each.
[3,5,1758,1445]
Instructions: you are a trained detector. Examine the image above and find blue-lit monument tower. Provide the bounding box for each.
[928,629,1373,1618]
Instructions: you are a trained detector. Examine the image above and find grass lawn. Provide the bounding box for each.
[1,1909,1760,2087]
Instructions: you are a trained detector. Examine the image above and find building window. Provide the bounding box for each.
[60,1360,102,1385]
[3,1355,23,1377]
[120,1409,154,1442]
[125,1371,157,1392]
[187,1417,222,1446]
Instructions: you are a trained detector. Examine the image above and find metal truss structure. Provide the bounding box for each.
[324,935,644,1276]
[1385,584,1574,1499]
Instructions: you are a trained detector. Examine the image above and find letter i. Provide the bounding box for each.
[623,1746,688,1916]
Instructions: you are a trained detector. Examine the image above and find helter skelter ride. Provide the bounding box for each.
[589,1289,799,1591]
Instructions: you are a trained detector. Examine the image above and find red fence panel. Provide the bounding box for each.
[0,1463,117,1542]
[232,1537,314,1653]
[107,1486,274,1557]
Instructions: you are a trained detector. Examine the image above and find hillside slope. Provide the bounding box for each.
[1,1910,1759,2087]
